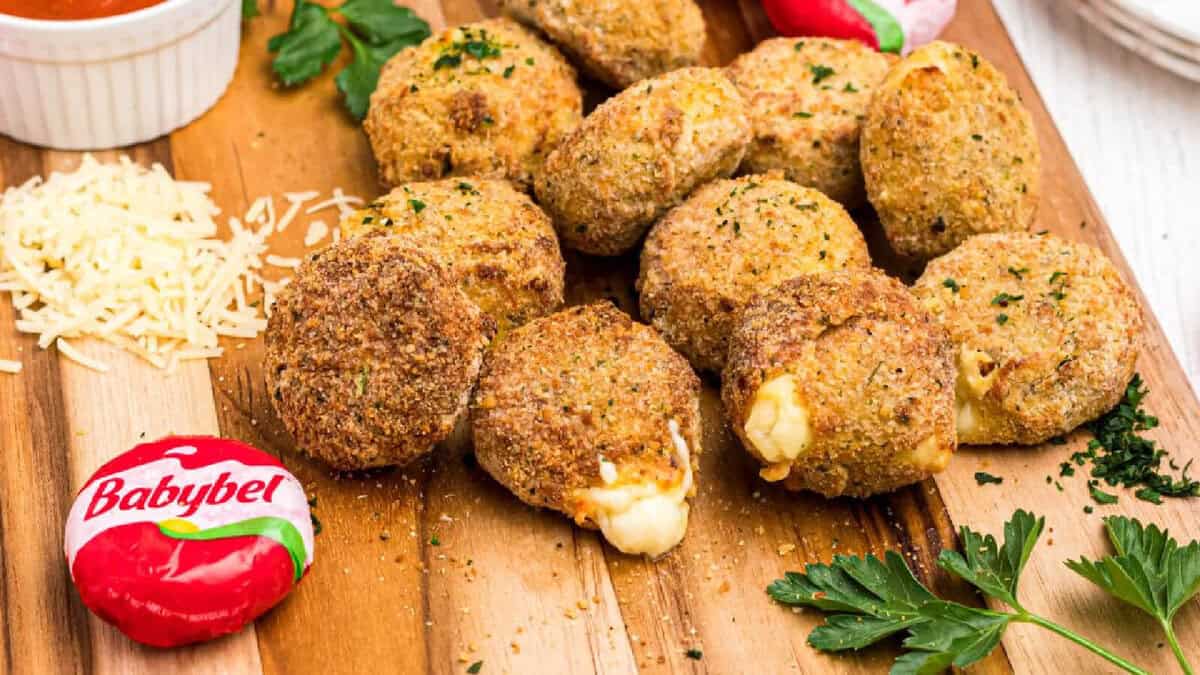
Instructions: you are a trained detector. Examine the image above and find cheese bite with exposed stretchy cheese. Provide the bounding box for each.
[722,271,957,497]
[861,41,1040,259]
[912,232,1142,445]
[266,234,494,470]
[638,175,870,372]
[471,303,702,558]
[536,67,751,256]
[365,19,583,190]
[726,37,892,209]
[341,178,565,331]
[499,0,706,89]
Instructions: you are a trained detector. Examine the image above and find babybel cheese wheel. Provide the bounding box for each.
[64,436,314,648]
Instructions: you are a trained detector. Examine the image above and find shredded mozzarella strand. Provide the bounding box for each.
[0,154,359,372]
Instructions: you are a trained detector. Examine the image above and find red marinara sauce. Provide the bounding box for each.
[0,0,165,20]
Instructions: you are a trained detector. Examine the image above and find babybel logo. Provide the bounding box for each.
[84,472,286,520]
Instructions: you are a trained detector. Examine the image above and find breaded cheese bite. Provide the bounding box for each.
[266,234,494,470]
[638,175,870,372]
[722,271,956,497]
[535,67,751,256]
[472,303,702,558]
[499,0,706,89]
[341,178,565,331]
[860,41,1040,259]
[365,18,583,190]
[912,232,1142,445]
[726,37,892,209]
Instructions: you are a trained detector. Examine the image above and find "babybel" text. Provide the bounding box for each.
[84,472,286,520]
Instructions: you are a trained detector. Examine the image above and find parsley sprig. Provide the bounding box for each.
[262,0,430,120]
[769,510,1159,674]
[1068,517,1200,674]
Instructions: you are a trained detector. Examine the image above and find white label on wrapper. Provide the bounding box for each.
[64,456,313,571]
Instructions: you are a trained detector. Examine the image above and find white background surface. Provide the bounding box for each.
[993,0,1200,391]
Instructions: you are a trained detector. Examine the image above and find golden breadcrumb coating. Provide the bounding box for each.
[500,0,706,88]
[266,234,494,470]
[861,41,1040,259]
[723,271,956,497]
[472,303,701,525]
[341,178,565,331]
[365,18,583,190]
[727,37,892,208]
[638,174,870,372]
[535,67,751,256]
[912,232,1143,445]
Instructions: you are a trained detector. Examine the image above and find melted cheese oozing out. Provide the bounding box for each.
[744,374,811,480]
[904,435,952,474]
[955,346,998,435]
[579,420,693,558]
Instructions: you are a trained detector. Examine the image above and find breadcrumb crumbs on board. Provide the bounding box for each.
[0,154,360,373]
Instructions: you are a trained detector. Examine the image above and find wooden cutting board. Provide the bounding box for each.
[2,1,1198,673]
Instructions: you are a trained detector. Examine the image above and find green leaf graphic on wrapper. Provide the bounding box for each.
[848,0,905,54]
[158,517,308,583]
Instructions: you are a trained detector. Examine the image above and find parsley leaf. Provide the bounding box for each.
[1075,375,1200,500]
[269,2,343,86]
[894,602,1013,675]
[338,0,428,45]
[1090,483,1119,504]
[269,0,429,119]
[810,64,835,84]
[242,0,259,19]
[1066,516,1200,673]
[939,510,1042,608]
[770,510,1154,675]
[974,471,1003,485]
[767,551,934,650]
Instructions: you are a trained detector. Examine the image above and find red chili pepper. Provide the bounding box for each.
[761,0,957,55]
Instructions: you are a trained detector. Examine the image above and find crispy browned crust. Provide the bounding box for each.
[265,233,495,470]
[365,18,583,190]
[722,271,957,497]
[727,37,892,209]
[341,178,565,331]
[535,67,751,256]
[499,0,706,88]
[861,41,1040,259]
[471,302,701,523]
[912,232,1143,445]
[637,175,870,372]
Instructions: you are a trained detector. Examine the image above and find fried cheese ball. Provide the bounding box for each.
[365,19,583,190]
[723,271,956,497]
[536,67,751,256]
[266,234,495,470]
[726,37,892,209]
[472,303,702,558]
[912,233,1142,445]
[861,41,1040,259]
[499,0,706,89]
[341,178,565,331]
[638,175,870,372]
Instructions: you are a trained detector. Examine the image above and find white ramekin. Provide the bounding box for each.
[0,0,240,150]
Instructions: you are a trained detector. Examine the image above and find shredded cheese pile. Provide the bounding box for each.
[0,155,361,373]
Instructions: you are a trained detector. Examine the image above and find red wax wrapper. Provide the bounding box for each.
[64,436,314,648]
[762,0,957,55]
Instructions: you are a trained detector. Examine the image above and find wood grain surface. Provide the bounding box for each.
[0,1,1196,674]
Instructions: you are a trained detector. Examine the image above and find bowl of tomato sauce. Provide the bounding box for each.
[0,0,240,149]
